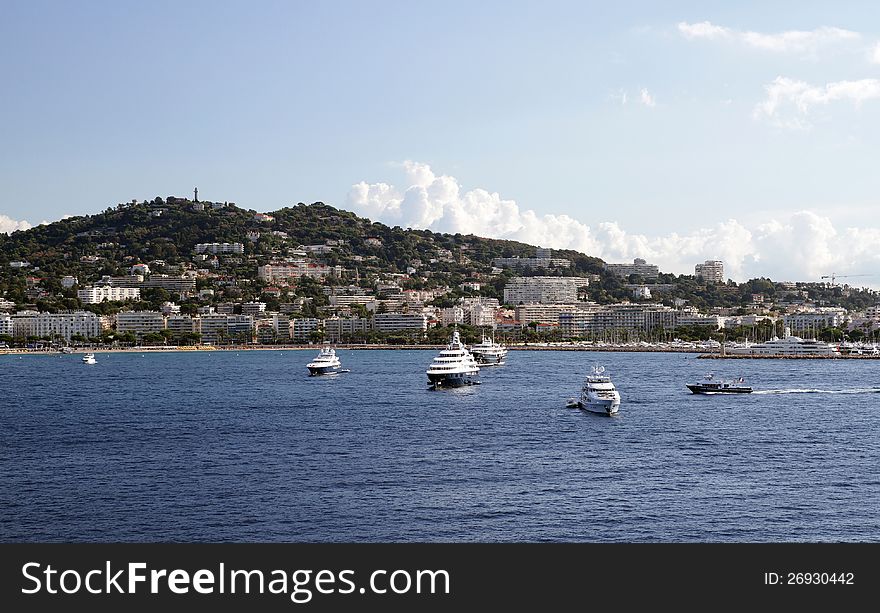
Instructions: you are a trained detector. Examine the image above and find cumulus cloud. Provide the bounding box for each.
[639,88,656,107]
[0,215,32,234]
[677,21,860,56]
[347,162,880,284]
[753,76,880,128]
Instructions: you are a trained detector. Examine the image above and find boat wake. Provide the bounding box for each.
[753,388,880,395]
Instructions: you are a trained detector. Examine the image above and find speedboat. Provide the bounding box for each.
[426,329,480,388]
[306,344,341,375]
[82,353,96,365]
[468,333,508,366]
[686,373,752,394]
[568,365,620,415]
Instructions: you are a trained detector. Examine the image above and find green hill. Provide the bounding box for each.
[0,196,875,318]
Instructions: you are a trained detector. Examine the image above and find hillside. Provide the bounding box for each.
[0,196,876,316]
[0,197,605,311]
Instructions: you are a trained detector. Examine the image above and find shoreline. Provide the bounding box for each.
[3,344,879,358]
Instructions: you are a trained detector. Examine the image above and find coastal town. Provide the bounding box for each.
[1,195,878,354]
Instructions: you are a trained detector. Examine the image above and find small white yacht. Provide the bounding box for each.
[82,353,97,365]
[568,365,620,415]
[426,329,480,388]
[306,344,341,375]
[468,332,508,366]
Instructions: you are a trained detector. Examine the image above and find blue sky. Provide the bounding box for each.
[2,1,879,284]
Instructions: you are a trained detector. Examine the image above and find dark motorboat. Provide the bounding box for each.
[687,374,752,394]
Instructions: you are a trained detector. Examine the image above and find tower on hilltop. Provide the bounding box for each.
[194,187,198,203]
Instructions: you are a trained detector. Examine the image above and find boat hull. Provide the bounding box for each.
[308,365,340,376]
[427,372,479,387]
[472,353,505,366]
[580,398,620,415]
[686,384,752,394]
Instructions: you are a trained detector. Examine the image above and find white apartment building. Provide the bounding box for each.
[199,314,230,344]
[440,306,465,326]
[165,315,201,336]
[465,303,497,328]
[559,303,695,337]
[503,277,590,305]
[632,286,652,299]
[291,318,321,342]
[227,315,254,341]
[492,248,571,269]
[241,301,267,316]
[270,313,292,341]
[783,309,848,334]
[323,317,372,341]
[0,314,14,336]
[604,258,660,280]
[140,275,196,297]
[10,311,103,341]
[0,298,16,311]
[329,294,377,307]
[194,243,245,254]
[78,285,141,304]
[695,260,725,283]
[515,303,590,325]
[258,262,333,282]
[373,312,428,333]
[116,311,165,337]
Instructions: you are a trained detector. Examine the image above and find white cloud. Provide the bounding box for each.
[753,76,880,128]
[639,88,656,107]
[677,21,860,56]
[347,162,880,285]
[0,215,32,234]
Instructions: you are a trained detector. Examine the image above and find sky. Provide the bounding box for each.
[2,1,879,286]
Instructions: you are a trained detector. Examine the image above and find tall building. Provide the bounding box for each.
[291,318,321,342]
[6,311,102,341]
[695,260,724,283]
[166,315,201,337]
[515,303,590,325]
[604,258,660,280]
[492,247,571,269]
[241,302,267,316]
[373,312,428,333]
[78,285,141,304]
[503,277,590,304]
[194,243,244,254]
[116,311,165,338]
[0,314,12,336]
[323,317,372,341]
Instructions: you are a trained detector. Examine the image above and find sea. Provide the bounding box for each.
[1,349,879,542]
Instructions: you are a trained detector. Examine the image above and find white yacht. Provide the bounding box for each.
[725,327,839,356]
[468,333,508,366]
[568,365,620,415]
[306,344,341,375]
[82,353,97,365]
[426,329,480,388]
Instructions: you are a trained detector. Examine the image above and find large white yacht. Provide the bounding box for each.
[306,344,341,375]
[468,332,508,366]
[426,329,480,388]
[82,353,97,365]
[725,328,840,356]
[568,365,620,415]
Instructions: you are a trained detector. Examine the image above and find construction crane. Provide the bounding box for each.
[820,273,871,286]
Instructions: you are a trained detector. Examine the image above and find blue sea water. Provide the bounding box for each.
[1,349,879,542]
